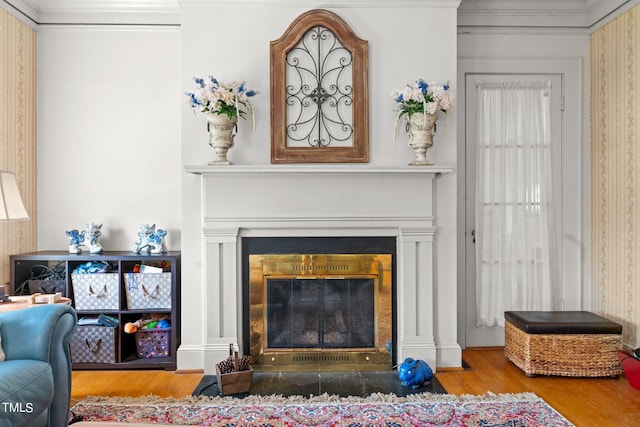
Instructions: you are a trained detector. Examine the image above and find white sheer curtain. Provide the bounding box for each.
[475,81,557,327]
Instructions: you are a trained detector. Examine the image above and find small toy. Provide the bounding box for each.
[66,223,103,254]
[124,313,169,334]
[398,357,433,388]
[28,292,62,305]
[133,224,167,254]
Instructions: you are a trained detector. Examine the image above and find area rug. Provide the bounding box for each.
[68,392,574,426]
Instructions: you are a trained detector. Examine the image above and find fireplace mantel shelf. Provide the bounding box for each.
[185,164,454,176]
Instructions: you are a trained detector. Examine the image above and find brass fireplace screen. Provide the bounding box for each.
[249,254,392,370]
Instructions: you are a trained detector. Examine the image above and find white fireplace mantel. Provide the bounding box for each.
[184,164,454,175]
[184,164,460,373]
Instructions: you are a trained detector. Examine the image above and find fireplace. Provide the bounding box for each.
[182,165,461,374]
[243,237,395,370]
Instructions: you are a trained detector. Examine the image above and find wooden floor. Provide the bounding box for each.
[71,348,640,426]
[439,348,640,426]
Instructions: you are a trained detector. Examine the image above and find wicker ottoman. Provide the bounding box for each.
[504,311,622,377]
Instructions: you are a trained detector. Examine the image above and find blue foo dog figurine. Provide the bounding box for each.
[398,357,433,388]
[133,223,167,254]
[65,223,103,254]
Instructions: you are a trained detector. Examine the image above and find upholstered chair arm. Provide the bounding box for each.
[0,304,77,427]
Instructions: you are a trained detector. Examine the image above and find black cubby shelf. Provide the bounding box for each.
[10,251,181,370]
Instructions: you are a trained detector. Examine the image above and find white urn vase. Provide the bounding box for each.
[406,112,438,166]
[206,114,237,165]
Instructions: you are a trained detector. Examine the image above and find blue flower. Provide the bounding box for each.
[246,90,257,97]
[194,77,205,88]
[444,84,449,90]
[416,79,428,94]
[185,92,200,107]
[394,93,404,102]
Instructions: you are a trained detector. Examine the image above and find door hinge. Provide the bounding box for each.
[561,96,565,111]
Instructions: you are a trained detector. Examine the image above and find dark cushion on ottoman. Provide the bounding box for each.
[505,311,623,334]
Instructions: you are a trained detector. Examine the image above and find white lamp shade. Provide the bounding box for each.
[0,170,29,221]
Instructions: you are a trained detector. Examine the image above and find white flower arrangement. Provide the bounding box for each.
[391,78,454,118]
[391,78,455,142]
[185,76,258,131]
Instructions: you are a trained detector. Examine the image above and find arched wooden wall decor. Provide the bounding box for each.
[270,9,369,163]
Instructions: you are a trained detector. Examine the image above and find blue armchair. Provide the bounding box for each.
[0,304,77,427]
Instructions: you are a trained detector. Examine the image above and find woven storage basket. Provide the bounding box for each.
[71,273,120,310]
[504,320,622,377]
[71,325,118,364]
[124,272,172,310]
[28,279,66,296]
[135,328,171,359]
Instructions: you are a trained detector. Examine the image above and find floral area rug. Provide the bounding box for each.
[69,392,574,426]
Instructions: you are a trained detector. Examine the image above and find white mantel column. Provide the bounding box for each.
[396,226,437,368]
[202,227,240,372]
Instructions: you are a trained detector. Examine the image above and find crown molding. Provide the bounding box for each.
[589,0,639,29]
[458,0,638,30]
[178,0,462,7]
[1,0,38,26]
[4,0,181,25]
[3,0,461,25]
[4,0,636,28]
[458,25,590,36]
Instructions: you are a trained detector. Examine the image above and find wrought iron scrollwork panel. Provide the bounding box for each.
[286,26,354,148]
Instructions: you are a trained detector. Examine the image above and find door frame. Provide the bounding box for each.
[456,57,586,348]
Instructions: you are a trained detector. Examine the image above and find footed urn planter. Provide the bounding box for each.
[407,112,438,166]
[207,114,237,165]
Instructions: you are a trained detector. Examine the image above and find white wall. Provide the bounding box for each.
[180,1,460,370]
[37,25,182,251]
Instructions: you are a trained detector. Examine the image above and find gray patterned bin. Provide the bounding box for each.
[71,325,118,364]
[71,273,120,311]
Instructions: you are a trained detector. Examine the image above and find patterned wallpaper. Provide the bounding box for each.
[591,3,640,347]
[0,9,37,293]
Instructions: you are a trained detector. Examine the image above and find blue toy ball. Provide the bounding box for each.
[398,357,433,388]
[156,319,170,329]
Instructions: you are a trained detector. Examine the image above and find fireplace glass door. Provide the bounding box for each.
[248,253,392,370]
[267,278,375,350]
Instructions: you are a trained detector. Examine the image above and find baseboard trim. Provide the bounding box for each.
[465,346,505,351]
[174,369,204,375]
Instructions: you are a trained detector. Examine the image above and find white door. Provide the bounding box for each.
[464,73,563,347]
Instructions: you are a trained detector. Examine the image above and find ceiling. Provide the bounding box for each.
[4,0,638,28]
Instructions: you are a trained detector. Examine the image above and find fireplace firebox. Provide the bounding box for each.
[245,243,394,371]
[267,277,376,349]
